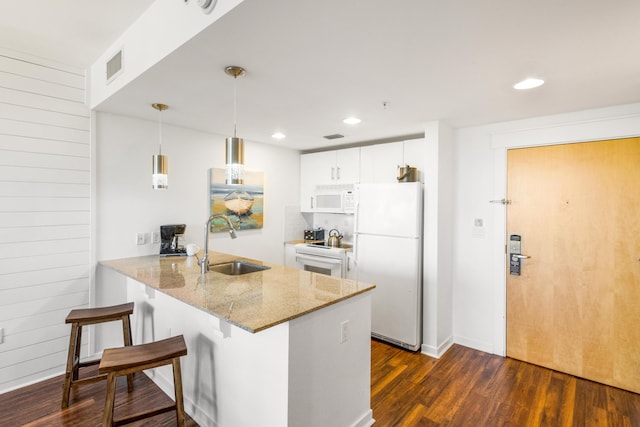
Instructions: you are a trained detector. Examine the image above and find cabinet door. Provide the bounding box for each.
[335,147,360,183]
[311,151,337,185]
[359,142,403,183]
[300,151,335,211]
[403,138,426,183]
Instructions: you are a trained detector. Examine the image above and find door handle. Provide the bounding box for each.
[512,254,531,260]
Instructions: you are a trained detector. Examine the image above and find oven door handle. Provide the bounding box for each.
[295,254,343,267]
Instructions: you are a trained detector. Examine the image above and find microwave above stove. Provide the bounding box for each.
[312,184,355,214]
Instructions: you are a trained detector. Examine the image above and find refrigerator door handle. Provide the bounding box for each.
[353,200,360,260]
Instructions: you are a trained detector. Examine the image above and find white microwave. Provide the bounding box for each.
[313,184,355,213]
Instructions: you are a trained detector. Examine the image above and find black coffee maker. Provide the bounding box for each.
[160,224,187,256]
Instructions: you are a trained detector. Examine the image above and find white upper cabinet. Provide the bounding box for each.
[299,139,427,211]
[359,138,425,183]
[334,147,360,184]
[360,141,403,183]
[300,147,360,212]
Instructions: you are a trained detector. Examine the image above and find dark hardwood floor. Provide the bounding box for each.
[2,340,639,426]
[371,340,640,426]
[0,364,198,427]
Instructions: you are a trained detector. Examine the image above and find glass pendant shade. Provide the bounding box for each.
[151,103,168,190]
[152,153,168,189]
[225,136,244,184]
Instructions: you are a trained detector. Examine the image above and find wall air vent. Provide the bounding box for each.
[106,49,123,84]
[323,134,344,140]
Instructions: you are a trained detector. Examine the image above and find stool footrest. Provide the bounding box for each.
[70,374,107,387]
[77,358,101,369]
[112,403,177,427]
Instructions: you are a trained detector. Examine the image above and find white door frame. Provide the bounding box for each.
[489,106,640,356]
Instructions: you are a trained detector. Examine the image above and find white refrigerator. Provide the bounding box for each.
[354,182,423,350]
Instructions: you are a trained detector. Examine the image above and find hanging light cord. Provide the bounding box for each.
[158,107,163,155]
[233,75,238,138]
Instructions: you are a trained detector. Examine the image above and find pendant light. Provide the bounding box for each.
[224,66,246,185]
[151,103,169,190]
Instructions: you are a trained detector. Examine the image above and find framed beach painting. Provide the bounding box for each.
[208,168,264,233]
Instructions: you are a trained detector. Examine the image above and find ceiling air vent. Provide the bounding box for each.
[106,49,123,84]
[323,134,344,140]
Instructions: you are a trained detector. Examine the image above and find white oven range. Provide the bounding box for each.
[294,243,347,278]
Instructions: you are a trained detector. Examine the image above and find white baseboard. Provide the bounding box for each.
[453,335,495,355]
[421,336,454,358]
[352,409,375,427]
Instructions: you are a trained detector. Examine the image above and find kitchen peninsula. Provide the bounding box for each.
[98,251,375,427]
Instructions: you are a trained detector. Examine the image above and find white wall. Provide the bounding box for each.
[452,102,640,355]
[95,111,301,300]
[0,48,90,393]
[422,121,454,357]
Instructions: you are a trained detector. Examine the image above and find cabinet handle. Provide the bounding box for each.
[331,167,335,180]
[310,196,314,209]
[337,167,341,180]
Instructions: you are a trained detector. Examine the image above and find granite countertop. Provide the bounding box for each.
[100,251,374,333]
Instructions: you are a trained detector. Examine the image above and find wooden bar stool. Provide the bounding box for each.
[99,335,188,427]
[62,302,134,409]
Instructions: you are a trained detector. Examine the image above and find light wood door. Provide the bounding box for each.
[506,137,640,393]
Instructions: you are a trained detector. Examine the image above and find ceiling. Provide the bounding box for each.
[0,0,155,69]
[4,0,640,151]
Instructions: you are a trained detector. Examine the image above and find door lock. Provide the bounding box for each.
[509,235,530,276]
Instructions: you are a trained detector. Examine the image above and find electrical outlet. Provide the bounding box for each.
[151,231,160,244]
[340,320,349,344]
[136,233,145,245]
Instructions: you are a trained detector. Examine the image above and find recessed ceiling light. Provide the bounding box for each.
[343,117,361,125]
[272,132,286,140]
[514,78,544,90]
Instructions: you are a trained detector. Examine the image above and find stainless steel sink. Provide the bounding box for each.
[209,260,270,275]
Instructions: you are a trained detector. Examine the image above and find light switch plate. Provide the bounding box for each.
[340,320,349,344]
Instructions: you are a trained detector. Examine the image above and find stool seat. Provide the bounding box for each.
[62,302,134,409]
[99,335,188,426]
[65,303,134,325]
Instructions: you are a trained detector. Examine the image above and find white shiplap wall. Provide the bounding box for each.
[0,49,90,392]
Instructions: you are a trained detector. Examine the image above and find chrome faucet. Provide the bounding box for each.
[197,214,237,274]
